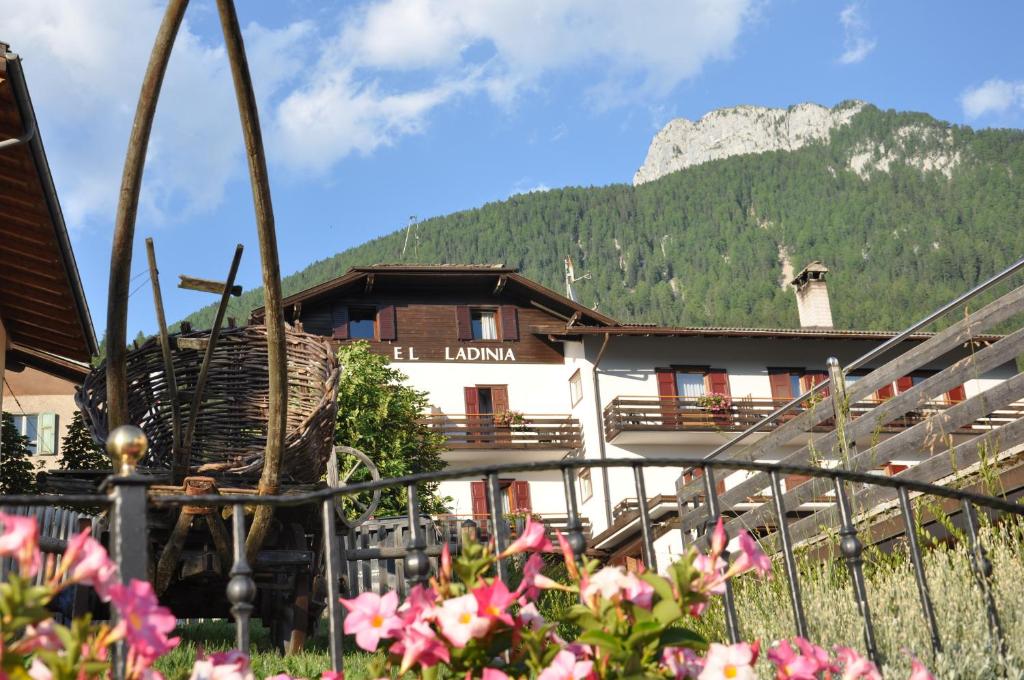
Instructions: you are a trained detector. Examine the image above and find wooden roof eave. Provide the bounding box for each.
[0,50,96,361]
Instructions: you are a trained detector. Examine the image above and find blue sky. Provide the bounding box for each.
[3,0,1022,339]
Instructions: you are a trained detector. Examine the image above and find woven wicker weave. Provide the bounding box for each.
[77,324,339,484]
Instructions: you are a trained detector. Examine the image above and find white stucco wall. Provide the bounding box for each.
[2,366,79,471]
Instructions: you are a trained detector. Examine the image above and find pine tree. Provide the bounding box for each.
[58,412,109,471]
[1,412,38,495]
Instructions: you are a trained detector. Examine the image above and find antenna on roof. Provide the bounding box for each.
[401,215,418,260]
[564,256,591,303]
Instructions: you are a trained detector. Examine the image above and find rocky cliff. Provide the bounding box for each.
[634,102,866,185]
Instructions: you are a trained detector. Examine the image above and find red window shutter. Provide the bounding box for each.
[768,369,793,400]
[895,376,914,394]
[946,385,967,403]
[705,368,731,396]
[470,481,487,516]
[491,386,509,414]
[884,463,908,476]
[511,481,532,513]
[463,387,480,414]
[377,305,397,341]
[785,474,810,491]
[331,304,349,340]
[801,371,829,397]
[499,306,519,341]
[456,306,473,341]
[655,369,677,398]
[876,383,895,400]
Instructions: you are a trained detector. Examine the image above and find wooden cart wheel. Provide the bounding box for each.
[327,445,381,529]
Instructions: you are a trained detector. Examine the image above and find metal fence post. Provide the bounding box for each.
[227,502,256,653]
[104,425,153,680]
[321,498,345,672]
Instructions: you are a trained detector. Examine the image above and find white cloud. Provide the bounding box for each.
[273,0,754,173]
[2,0,754,227]
[960,79,1024,119]
[0,0,309,231]
[838,3,876,65]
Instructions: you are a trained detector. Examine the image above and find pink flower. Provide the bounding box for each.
[767,639,825,680]
[907,656,935,680]
[698,641,760,680]
[662,646,704,679]
[710,516,727,556]
[391,620,450,674]
[621,571,655,609]
[0,512,41,578]
[320,672,343,680]
[399,584,439,624]
[440,541,452,577]
[482,670,511,680]
[437,593,491,647]
[18,621,62,653]
[501,517,553,557]
[188,650,253,680]
[581,566,627,603]
[264,675,296,680]
[516,553,545,602]
[107,579,179,665]
[518,602,546,630]
[730,532,772,578]
[538,650,595,680]
[694,554,728,595]
[554,530,580,580]
[27,658,52,680]
[338,591,402,652]
[834,647,881,680]
[60,528,119,601]
[473,579,517,627]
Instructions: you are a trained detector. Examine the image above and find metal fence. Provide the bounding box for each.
[3,450,1023,676]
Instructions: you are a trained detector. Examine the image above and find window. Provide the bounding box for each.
[471,309,498,340]
[568,370,583,407]
[578,468,593,501]
[348,306,377,339]
[13,413,58,455]
[675,372,706,398]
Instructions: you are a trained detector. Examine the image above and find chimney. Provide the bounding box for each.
[790,261,833,328]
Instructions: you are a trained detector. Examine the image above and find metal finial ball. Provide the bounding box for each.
[107,425,148,475]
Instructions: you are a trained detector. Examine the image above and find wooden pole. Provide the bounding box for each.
[145,238,183,481]
[105,0,190,435]
[214,0,287,560]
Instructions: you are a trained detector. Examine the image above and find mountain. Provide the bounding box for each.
[179,102,1024,334]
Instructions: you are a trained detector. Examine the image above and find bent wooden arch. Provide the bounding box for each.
[105,0,287,559]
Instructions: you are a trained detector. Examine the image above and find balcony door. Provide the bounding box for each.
[655,368,730,428]
[464,385,509,444]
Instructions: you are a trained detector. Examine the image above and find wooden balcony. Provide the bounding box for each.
[419,413,583,454]
[603,396,1024,443]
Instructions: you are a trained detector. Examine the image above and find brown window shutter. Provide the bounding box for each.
[767,369,793,400]
[801,371,829,397]
[895,376,914,394]
[876,383,895,400]
[463,386,480,414]
[491,386,509,414]
[378,305,397,341]
[785,474,810,492]
[511,480,532,513]
[456,306,473,340]
[331,304,349,340]
[884,463,908,476]
[655,369,677,398]
[705,368,731,396]
[499,306,519,341]
[946,385,967,403]
[470,481,487,516]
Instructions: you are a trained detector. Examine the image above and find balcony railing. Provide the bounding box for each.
[419,413,583,450]
[603,396,1024,441]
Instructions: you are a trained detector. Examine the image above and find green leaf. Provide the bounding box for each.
[659,626,707,651]
[578,629,626,654]
[652,598,684,626]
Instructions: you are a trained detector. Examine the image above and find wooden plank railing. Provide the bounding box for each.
[603,395,1024,440]
[419,413,583,450]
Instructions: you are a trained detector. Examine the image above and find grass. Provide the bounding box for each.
[692,518,1024,679]
[153,621,381,680]
[158,521,1024,679]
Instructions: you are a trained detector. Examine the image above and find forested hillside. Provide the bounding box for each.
[180,104,1024,332]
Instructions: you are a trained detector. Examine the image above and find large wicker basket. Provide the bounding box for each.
[77,324,339,484]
